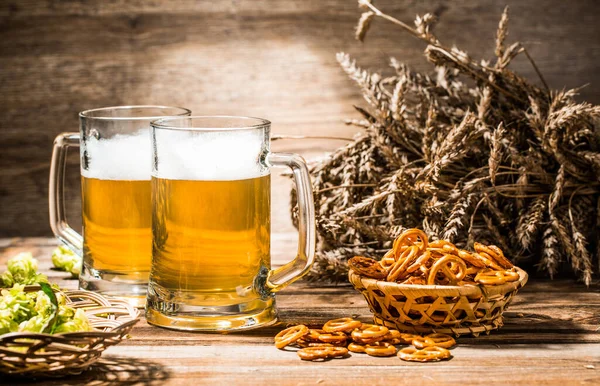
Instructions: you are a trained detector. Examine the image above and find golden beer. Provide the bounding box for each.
[149,175,270,306]
[146,116,315,331]
[49,106,191,309]
[82,177,152,276]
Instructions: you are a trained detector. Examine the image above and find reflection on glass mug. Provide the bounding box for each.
[49,106,191,307]
[146,116,316,331]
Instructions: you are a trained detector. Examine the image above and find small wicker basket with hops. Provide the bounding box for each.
[349,267,527,337]
[0,287,140,377]
[347,229,528,337]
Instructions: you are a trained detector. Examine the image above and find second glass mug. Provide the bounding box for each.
[146,116,316,331]
[49,106,192,307]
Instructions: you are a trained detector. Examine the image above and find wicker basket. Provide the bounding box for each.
[348,267,528,337]
[0,287,140,377]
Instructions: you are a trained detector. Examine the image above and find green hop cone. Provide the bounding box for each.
[1,253,48,286]
[53,308,91,333]
[0,284,37,334]
[51,245,82,277]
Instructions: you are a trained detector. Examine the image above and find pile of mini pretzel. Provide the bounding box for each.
[274,317,456,362]
[349,228,519,286]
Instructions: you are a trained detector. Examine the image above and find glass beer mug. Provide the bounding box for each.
[146,116,316,331]
[49,106,191,307]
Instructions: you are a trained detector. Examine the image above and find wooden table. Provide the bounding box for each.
[1,237,599,385]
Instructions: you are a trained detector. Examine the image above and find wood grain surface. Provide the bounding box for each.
[1,236,599,385]
[1,0,600,236]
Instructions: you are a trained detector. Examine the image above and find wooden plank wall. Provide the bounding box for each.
[1,0,599,236]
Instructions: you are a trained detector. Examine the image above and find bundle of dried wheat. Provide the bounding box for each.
[299,1,600,285]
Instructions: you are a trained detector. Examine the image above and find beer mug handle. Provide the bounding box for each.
[49,132,84,255]
[266,153,316,292]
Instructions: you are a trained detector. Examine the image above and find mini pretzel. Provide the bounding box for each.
[356,324,390,338]
[406,250,432,273]
[427,255,467,285]
[274,325,309,349]
[398,346,451,362]
[323,318,362,333]
[458,250,486,268]
[474,243,513,269]
[428,239,455,249]
[383,337,403,345]
[351,336,385,345]
[401,276,427,285]
[442,244,459,255]
[365,342,398,357]
[387,246,419,282]
[296,339,333,348]
[465,266,481,276]
[303,329,326,342]
[381,329,403,345]
[392,244,410,259]
[351,324,389,342]
[412,333,456,349]
[317,331,347,345]
[380,256,396,271]
[348,256,388,280]
[348,342,366,353]
[472,252,503,271]
[382,248,395,260]
[475,269,519,285]
[382,329,401,340]
[398,333,421,345]
[488,245,513,268]
[427,248,449,257]
[393,228,429,257]
[297,346,349,361]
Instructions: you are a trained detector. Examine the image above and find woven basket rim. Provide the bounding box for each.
[349,266,528,295]
[0,318,139,342]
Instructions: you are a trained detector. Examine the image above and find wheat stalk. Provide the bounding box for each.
[293,1,600,285]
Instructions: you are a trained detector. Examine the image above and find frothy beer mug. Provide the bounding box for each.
[146,116,315,331]
[49,106,191,307]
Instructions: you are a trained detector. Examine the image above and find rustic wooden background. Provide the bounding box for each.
[1,0,599,237]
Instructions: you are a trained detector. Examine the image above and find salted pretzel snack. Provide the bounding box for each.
[412,333,456,349]
[274,325,309,349]
[297,346,349,361]
[348,342,367,353]
[474,242,514,269]
[398,346,451,362]
[387,246,419,282]
[348,256,388,280]
[475,268,519,285]
[296,340,335,348]
[323,317,362,333]
[349,228,518,286]
[393,228,429,257]
[364,342,397,357]
[303,329,326,342]
[427,255,467,285]
[274,317,458,363]
[317,331,347,345]
[351,324,389,341]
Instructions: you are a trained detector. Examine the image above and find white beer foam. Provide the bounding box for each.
[81,131,151,181]
[153,129,267,181]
